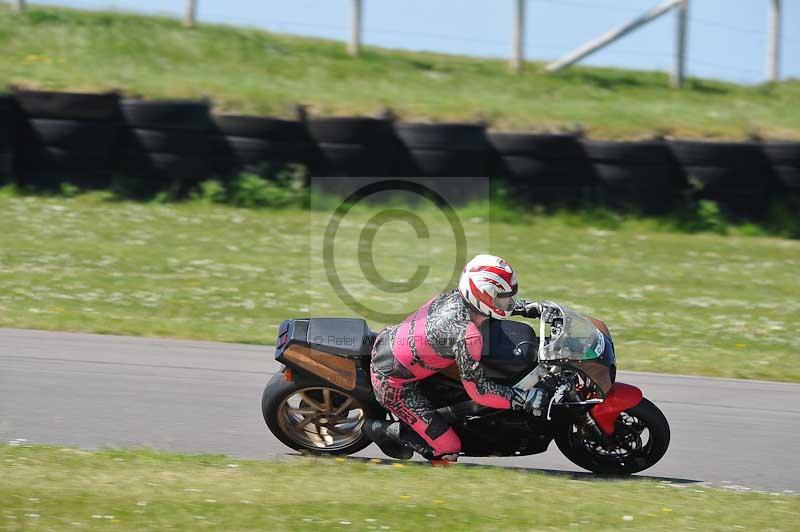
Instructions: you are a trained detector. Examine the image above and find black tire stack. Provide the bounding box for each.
[488,132,593,206]
[13,90,120,189]
[669,140,772,218]
[0,95,14,184]
[210,115,313,180]
[307,117,396,178]
[394,123,491,204]
[582,140,680,215]
[762,142,800,203]
[117,99,212,196]
[1,87,798,219]
[395,123,490,177]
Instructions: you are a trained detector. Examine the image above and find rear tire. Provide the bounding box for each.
[555,398,670,475]
[261,372,379,456]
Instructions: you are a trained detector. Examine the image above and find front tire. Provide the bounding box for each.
[261,372,379,455]
[555,398,670,475]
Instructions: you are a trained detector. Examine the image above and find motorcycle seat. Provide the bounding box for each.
[305,317,374,358]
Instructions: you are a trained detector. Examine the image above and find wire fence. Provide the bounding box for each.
[5,0,796,84]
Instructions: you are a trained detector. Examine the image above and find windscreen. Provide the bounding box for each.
[538,302,605,362]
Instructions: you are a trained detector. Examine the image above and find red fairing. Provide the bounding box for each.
[590,382,643,435]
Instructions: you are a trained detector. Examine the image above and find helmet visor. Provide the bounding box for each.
[495,295,516,312]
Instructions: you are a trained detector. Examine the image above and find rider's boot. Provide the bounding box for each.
[364,420,414,460]
[366,420,459,464]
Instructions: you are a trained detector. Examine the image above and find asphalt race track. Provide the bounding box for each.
[1,328,798,492]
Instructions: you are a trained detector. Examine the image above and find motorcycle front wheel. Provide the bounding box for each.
[554,397,670,475]
[261,372,379,455]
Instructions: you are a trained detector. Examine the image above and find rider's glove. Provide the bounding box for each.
[513,300,542,318]
[522,301,543,319]
[511,387,549,417]
[539,304,558,324]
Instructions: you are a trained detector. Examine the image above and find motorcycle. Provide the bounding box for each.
[261,301,670,474]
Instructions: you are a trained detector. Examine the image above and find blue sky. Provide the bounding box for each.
[35,0,799,84]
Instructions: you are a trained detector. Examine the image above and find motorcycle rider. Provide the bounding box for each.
[364,254,549,462]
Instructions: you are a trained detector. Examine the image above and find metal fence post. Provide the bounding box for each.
[511,0,525,73]
[348,0,362,57]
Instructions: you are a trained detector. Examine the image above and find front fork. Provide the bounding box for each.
[556,383,644,438]
[558,388,607,439]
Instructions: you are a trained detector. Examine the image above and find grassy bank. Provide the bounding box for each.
[1,445,797,531]
[0,191,798,382]
[1,5,799,139]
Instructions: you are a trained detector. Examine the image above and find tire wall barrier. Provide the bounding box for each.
[489,132,593,208]
[0,95,14,184]
[116,99,212,196]
[211,114,314,181]
[13,90,120,189]
[669,141,772,217]
[582,140,680,215]
[1,90,799,218]
[307,117,396,180]
[395,123,490,204]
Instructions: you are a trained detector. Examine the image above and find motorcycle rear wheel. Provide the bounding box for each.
[261,372,379,455]
[554,398,670,475]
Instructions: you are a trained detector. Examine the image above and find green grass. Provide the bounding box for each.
[1,445,797,531]
[1,190,799,383]
[1,5,800,139]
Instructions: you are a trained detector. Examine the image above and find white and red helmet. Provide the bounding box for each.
[458,254,518,320]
